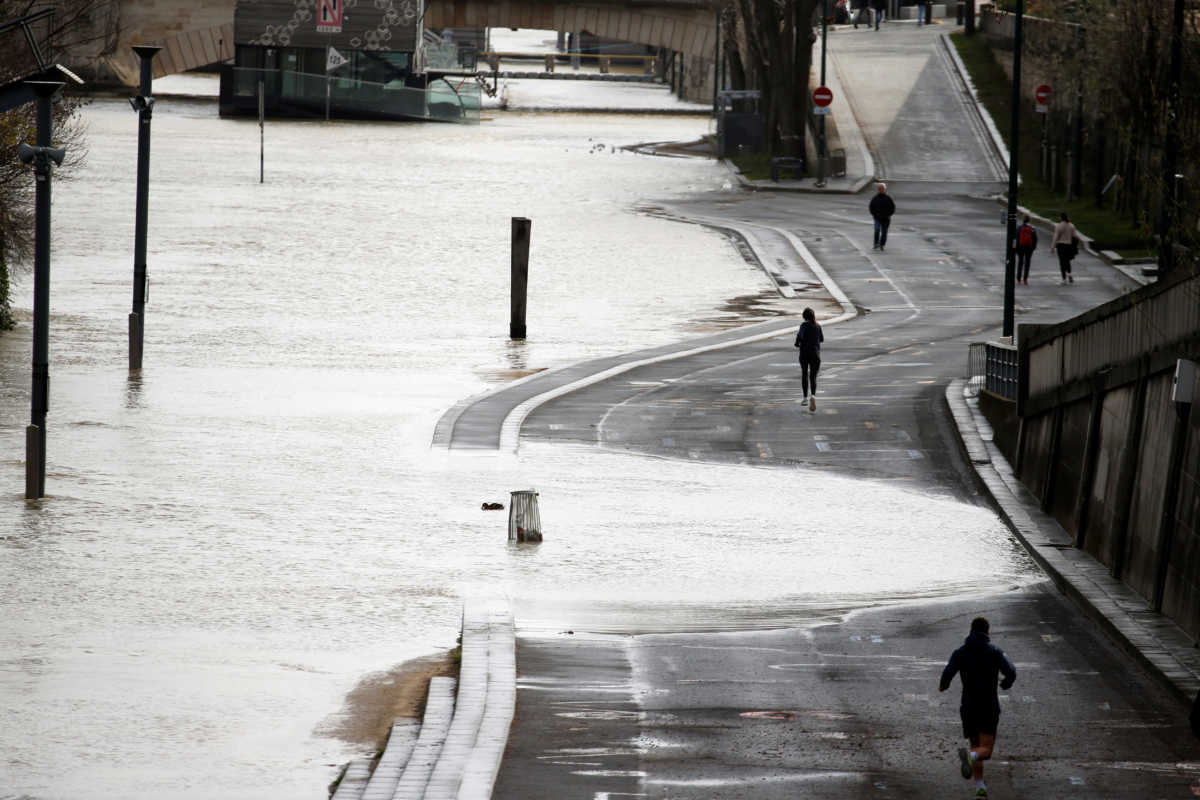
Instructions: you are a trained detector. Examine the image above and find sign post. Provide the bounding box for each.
[325,45,348,121]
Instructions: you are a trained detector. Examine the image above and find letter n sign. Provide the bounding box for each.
[317,0,343,33]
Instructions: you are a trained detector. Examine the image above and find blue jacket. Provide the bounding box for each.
[940,632,1016,712]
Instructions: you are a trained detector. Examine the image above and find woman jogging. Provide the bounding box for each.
[1050,211,1080,284]
[794,307,823,411]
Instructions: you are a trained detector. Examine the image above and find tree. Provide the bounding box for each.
[726,0,822,159]
[0,0,103,330]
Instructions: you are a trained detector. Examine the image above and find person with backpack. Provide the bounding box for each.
[1015,215,1037,285]
[1050,211,1080,284]
[794,307,824,411]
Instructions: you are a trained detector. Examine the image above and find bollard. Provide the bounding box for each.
[956,2,963,23]
[644,56,655,75]
[510,217,530,339]
[599,57,610,74]
[508,490,542,542]
[544,53,554,73]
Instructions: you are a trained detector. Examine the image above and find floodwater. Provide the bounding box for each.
[0,79,1036,799]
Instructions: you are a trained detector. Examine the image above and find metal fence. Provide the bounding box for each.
[967,340,1018,400]
[230,67,481,124]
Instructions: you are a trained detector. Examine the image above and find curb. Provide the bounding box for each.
[945,379,1200,711]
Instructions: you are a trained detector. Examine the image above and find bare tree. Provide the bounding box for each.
[0,0,103,329]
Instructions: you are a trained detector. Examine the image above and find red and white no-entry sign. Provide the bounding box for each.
[317,0,343,33]
[812,86,834,107]
[1035,84,1052,105]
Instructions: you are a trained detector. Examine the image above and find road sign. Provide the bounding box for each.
[1035,84,1051,105]
[326,46,348,71]
[812,86,833,108]
[317,0,343,33]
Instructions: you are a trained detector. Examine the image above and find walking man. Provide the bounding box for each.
[869,182,895,251]
[794,307,823,411]
[939,617,1017,799]
[1015,215,1037,285]
[870,0,886,28]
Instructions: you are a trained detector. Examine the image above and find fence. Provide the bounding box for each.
[227,67,481,124]
[967,340,1018,400]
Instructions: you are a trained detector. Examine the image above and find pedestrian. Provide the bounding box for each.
[939,616,1016,799]
[869,182,895,251]
[870,0,886,28]
[794,307,823,412]
[1015,214,1037,285]
[1050,211,1080,284]
[917,0,927,24]
[852,0,868,27]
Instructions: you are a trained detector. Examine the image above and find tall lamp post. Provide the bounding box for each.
[1156,0,1185,280]
[817,0,829,186]
[1002,0,1024,338]
[129,45,160,371]
[17,80,67,499]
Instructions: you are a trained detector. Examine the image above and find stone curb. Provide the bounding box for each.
[945,379,1200,711]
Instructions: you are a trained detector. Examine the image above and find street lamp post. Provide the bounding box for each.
[18,80,66,499]
[1002,0,1024,338]
[1156,0,1185,280]
[817,0,829,187]
[129,45,160,371]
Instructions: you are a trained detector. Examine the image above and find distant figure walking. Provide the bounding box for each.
[870,0,886,28]
[869,182,896,251]
[1051,211,1079,284]
[1015,215,1038,285]
[939,617,1017,799]
[794,307,824,412]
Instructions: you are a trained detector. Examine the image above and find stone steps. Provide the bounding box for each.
[331,603,515,800]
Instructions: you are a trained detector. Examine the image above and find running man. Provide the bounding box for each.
[793,307,823,411]
[939,617,1016,798]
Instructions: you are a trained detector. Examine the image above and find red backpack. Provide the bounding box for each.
[1017,225,1034,248]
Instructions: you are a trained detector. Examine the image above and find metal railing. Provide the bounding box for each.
[967,340,1018,400]
[230,67,481,124]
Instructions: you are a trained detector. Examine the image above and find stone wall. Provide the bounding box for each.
[994,266,1200,640]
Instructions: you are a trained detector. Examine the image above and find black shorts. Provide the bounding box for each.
[960,706,1000,738]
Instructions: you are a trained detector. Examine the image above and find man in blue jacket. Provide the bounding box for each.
[939,617,1017,799]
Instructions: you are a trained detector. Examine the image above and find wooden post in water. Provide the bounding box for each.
[510,217,530,340]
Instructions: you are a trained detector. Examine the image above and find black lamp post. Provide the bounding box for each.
[817,0,829,186]
[1156,0,1185,280]
[18,80,66,499]
[1002,0,1024,338]
[129,45,160,371]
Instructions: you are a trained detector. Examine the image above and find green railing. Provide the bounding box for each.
[231,67,481,123]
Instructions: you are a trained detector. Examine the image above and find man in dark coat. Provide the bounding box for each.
[869,182,896,251]
[939,617,1017,799]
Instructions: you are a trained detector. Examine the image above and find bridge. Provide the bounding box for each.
[87,0,717,90]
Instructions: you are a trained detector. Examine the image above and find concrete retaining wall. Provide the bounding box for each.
[1000,266,1200,640]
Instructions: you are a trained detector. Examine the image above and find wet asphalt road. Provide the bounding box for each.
[498,589,1200,799]
[489,25,1200,800]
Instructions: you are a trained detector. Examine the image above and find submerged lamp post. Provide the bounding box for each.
[18,80,67,499]
[129,45,161,371]
[1001,0,1024,338]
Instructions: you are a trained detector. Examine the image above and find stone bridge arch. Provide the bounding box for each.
[423,0,717,59]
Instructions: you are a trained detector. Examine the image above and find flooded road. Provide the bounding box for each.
[0,94,1036,799]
